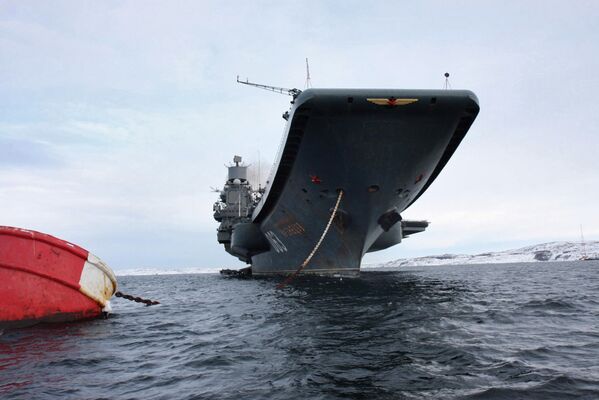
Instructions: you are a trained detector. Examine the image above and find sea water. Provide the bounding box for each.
[1,261,599,399]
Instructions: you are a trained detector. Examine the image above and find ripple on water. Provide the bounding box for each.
[1,262,599,399]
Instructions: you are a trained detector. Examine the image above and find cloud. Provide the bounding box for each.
[0,135,62,168]
[1,1,599,270]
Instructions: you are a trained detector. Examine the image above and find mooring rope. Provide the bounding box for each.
[276,189,344,289]
[115,291,160,306]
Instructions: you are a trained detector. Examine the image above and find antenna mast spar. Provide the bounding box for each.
[236,76,302,100]
[305,58,312,88]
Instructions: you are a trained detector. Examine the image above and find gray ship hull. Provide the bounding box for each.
[221,88,479,276]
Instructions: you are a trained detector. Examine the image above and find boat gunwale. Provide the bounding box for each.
[0,226,88,260]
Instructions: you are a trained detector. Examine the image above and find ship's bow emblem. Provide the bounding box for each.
[367,97,418,106]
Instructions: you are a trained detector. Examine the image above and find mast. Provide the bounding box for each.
[305,58,312,88]
[580,224,587,258]
[258,150,261,190]
[443,72,451,90]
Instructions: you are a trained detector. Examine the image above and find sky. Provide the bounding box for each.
[1,1,598,271]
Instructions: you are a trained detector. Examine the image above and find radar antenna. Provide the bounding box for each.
[305,58,312,88]
[443,72,452,90]
[236,76,302,100]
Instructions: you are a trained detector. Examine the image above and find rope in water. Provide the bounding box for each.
[276,189,344,289]
[115,291,160,306]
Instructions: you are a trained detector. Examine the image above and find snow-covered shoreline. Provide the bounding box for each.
[367,241,599,269]
[116,241,599,276]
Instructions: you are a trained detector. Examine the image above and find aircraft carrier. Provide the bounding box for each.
[214,84,479,276]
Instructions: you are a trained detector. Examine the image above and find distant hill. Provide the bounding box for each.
[370,241,599,268]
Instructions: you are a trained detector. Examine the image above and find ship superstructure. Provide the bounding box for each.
[213,156,263,262]
[214,83,479,276]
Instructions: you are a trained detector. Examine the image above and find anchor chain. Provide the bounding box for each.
[277,189,344,289]
[115,291,160,306]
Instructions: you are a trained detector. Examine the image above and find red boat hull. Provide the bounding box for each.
[0,226,117,329]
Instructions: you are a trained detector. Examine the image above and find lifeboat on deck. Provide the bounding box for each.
[0,226,117,329]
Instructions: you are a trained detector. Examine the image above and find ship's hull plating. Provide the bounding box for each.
[246,89,479,276]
